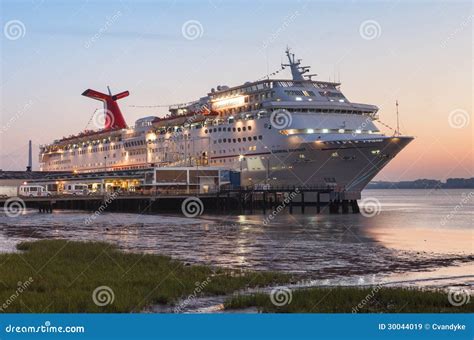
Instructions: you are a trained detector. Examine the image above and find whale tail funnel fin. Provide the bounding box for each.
[82,88,129,130]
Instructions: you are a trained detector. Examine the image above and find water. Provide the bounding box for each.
[1,189,472,291]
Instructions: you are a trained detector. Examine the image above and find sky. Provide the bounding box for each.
[0,0,472,181]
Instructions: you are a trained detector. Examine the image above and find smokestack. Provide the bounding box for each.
[81,88,129,130]
[26,140,32,172]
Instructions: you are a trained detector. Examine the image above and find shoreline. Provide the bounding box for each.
[0,240,472,314]
[0,210,472,293]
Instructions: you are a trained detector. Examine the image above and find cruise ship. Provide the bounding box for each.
[39,49,413,196]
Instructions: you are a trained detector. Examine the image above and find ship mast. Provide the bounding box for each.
[396,100,400,136]
[282,47,312,81]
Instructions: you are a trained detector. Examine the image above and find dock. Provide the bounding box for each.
[1,186,360,215]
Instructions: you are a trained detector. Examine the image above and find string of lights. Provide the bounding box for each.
[255,65,286,82]
[376,119,398,134]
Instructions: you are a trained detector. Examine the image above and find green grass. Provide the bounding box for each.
[2,240,471,313]
[225,287,474,313]
[0,240,290,313]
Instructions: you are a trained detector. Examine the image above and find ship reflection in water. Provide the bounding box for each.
[0,189,472,289]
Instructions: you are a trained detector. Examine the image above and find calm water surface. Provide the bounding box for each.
[0,189,472,289]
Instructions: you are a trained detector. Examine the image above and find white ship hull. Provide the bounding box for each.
[40,113,413,195]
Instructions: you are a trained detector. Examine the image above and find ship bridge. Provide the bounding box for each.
[207,78,378,119]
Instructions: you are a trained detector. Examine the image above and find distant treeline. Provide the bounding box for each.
[367,178,474,189]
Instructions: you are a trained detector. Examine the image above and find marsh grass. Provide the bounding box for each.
[0,240,290,313]
[225,287,473,313]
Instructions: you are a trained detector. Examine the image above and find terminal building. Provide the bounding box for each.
[0,167,240,197]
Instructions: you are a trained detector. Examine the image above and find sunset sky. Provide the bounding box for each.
[1,0,472,180]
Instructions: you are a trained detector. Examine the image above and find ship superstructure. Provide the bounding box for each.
[39,49,413,194]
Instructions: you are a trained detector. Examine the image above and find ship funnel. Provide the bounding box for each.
[26,140,32,172]
[82,88,129,130]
